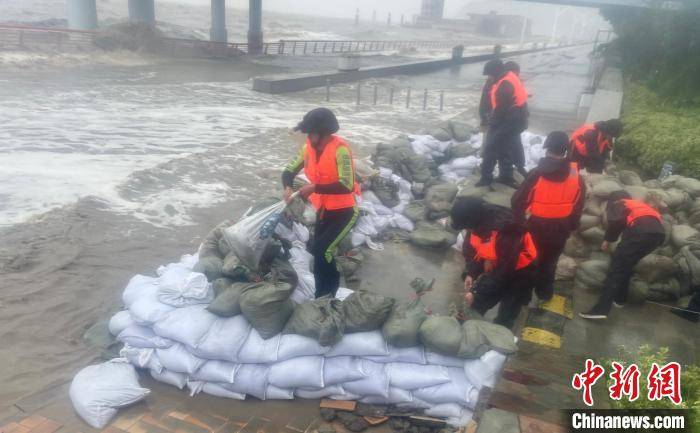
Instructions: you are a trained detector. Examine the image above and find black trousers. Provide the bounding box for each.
[312,207,358,298]
[471,265,536,329]
[480,126,518,182]
[531,231,569,301]
[593,231,665,313]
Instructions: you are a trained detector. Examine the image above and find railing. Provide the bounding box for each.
[274,39,462,55]
[324,81,447,111]
[0,24,96,51]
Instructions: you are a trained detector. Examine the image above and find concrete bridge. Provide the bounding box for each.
[514,0,684,9]
[65,0,263,53]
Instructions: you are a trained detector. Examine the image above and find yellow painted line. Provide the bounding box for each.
[539,294,573,319]
[521,327,562,349]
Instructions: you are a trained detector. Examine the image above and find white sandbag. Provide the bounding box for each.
[295,385,346,399]
[328,391,362,401]
[109,310,135,336]
[120,345,163,373]
[266,385,294,400]
[150,368,188,389]
[396,398,433,410]
[193,315,251,362]
[129,290,175,326]
[153,305,217,349]
[277,334,329,361]
[179,253,199,270]
[366,345,427,364]
[237,329,280,363]
[464,350,507,389]
[191,360,239,384]
[323,356,368,386]
[269,356,325,389]
[335,287,354,301]
[387,363,451,390]
[362,190,384,206]
[289,246,315,302]
[225,364,269,400]
[69,359,150,429]
[157,269,212,307]
[200,382,246,400]
[447,411,474,427]
[117,325,173,349]
[122,274,158,307]
[326,331,388,357]
[341,360,390,398]
[424,403,464,419]
[360,387,413,404]
[412,368,477,407]
[390,214,415,232]
[425,351,466,368]
[156,343,205,375]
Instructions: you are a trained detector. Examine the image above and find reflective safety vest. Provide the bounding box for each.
[490,71,528,109]
[469,230,537,271]
[303,135,357,211]
[571,124,612,156]
[621,199,661,226]
[527,162,582,218]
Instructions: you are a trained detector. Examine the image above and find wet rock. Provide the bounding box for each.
[619,170,644,186]
[337,412,369,432]
[317,424,336,433]
[320,408,336,422]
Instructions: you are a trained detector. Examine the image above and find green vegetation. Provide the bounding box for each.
[615,82,700,178]
[602,345,700,432]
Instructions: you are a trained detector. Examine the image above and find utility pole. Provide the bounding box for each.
[355,8,359,26]
[387,12,392,26]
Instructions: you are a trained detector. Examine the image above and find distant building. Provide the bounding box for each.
[420,0,445,20]
[467,11,531,37]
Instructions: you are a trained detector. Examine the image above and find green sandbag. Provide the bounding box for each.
[199,223,229,260]
[409,222,456,249]
[404,201,427,223]
[382,299,427,348]
[458,320,518,358]
[283,296,346,346]
[193,256,223,282]
[370,176,400,208]
[239,281,295,339]
[342,291,395,333]
[425,183,459,213]
[207,282,249,317]
[221,252,254,281]
[418,316,462,356]
[212,277,234,296]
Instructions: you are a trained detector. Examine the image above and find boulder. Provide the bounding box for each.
[618,170,643,186]
[425,183,459,213]
[671,224,700,249]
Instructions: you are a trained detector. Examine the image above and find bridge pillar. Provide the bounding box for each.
[66,0,98,30]
[210,0,227,42]
[128,0,156,26]
[248,0,263,54]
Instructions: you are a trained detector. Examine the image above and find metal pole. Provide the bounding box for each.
[373,84,378,105]
[439,90,444,111]
[356,83,361,105]
[406,87,411,108]
[518,15,527,49]
[326,79,330,102]
[389,86,394,105]
[247,0,263,54]
[422,89,428,111]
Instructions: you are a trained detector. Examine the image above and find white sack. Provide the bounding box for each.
[425,351,466,368]
[412,368,477,407]
[226,364,269,400]
[335,287,354,301]
[153,305,217,349]
[122,275,158,307]
[463,350,507,389]
[69,359,150,429]
[366,345,427,364]
[118,325,173,349]
[156,343,205,375]
[323,356,368,386]
[193,315,251,362]
[191,360,239,384]
[109,310,135,336]
[360,387,413,404]
[157,268,212,307]
[269,356,325,389]
[424,403,464,419]
[223,200,286,270]
[341,360,390,397]
[266,385,294,400]
[129,289,175,326]
[150,368,188,389]
[237,329,280,364]
[200,382,246,400]
[120,345,163,373]
[277,334,328,361]
[326,331,388,357]
[387,363,451,390]
[295,385,346,399]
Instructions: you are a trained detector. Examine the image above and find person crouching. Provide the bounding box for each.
[451,197,538,329]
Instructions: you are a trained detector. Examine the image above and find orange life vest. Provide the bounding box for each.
[571,124,612,156]
[303,135,357,211]
[621,199,661,226]
[527,162,582,218]
[469,230,537,271]
[490,71,528,109]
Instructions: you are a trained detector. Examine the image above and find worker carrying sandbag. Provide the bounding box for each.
[451,197,538,329]
[476,59,529,189]
[282,107,359,298]
[570,119,623,174]
[511,131,586,301]
[580,191,665,320]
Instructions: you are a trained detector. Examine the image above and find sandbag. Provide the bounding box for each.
[675,245,700,287]
[277,334,329,360]
[404,200,427,223]
[662,175,700,198]
[150,369,187,389]
[193,256,223,282]
[624,185,649,201]
[326,330,389,357]
[448,120,474,142]
[120,345,163,372]
[555,255,578,281]
[153,305,217,349]
[412,368,477,407]
[196,383,246,400]
[575,260,610,290]
[580,227,605,245]
[193,315,251,362]
[369,175,400,208]
[648,279,681,302]
[382,299,427,347]
[207,282,249,317]
[671,224,700,249]
[418,316,462,356]
[634,254,677,283]
[564,235,590,259]
[69,360,150,428]
[109,311,134,337]
[425,183,459,213]
[295,385,346,399]
[128,291,175,326]
[190,360,239,384]
[360,387,414,405]
[221,253,254,281]
[117,325,173,349]
[578,214,601,231]
[239,281,295,339]
[156,343,205,374]
[342,291,395,333]
[323,356,368,385]
[410,222,456,249]
[268,356,325,389]
[618,170,643,186]
[342,360,390,398]
[122,275,158,308]
[459,320,517,358]
[426,351,466,368]
[223,200,287,271]
[237,329,281,363]
[387,363,450,390]
[591,180,623,198]
[156,264,212,307]
[225,364,269,400]
[283,296,346,346]
[463,350,507,389]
